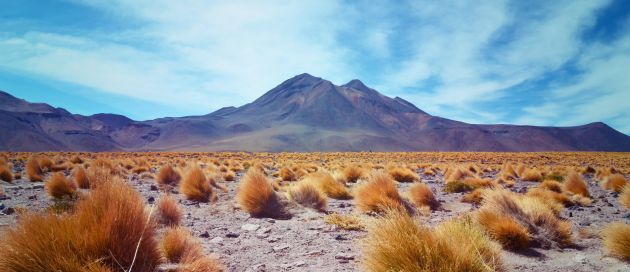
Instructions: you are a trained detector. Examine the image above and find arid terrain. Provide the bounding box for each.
[0,152,629,271]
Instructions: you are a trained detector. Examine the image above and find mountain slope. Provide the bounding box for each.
[1,74,629,152]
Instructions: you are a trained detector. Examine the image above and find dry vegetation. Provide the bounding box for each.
[0,151,629,270]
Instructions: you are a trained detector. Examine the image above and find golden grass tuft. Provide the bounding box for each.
[388,167,420,183]
[408,183,439,210]
[540,179,563,193]
[223,171,235,181]
[462,189,485,204]
[180,166,213,202]
[361,209,502,272]
[73,165,90,189]
[520,168,543,182]
[45,172,77,199]
[303,171,351,200]
[342,164,365,183]
[0,185,5,198]
[157,165,182,187]
[620,183,630,210]
[324,213,364,230]
[563,171,590,198]
[279,167,296,181]
[236,169,288,219]
[26,156,43,182]
[601,222,630,261]
[0,179,160,271]
[179,255,223,272]
[161,227,203,263]
[0,164,12,182]
[157,195,183,226]
[288,181,327,211]
[354,171,405,213]
[476,209,530,251]
[602,174,626,193]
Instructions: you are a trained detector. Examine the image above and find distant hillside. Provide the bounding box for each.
[2,73,630,151]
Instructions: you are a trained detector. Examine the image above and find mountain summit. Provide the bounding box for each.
[1,74,630,151]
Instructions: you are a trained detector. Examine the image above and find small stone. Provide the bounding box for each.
[199,231,210,238]
[209,237,224,244]
[267,236,281,243]
[28,195,37,200]
[272,244,289,252]
[226,232,240,238]
[335,253,355,261]
[32,184,44,189]
[150,185,159,191]
[308,225,324,230]
[241,223,260,231]
[147,196,155,204]
[334,234,349,241]
[3,207,15,215]
[267,219,276,223]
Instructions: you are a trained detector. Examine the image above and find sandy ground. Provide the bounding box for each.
[1,169,629,272]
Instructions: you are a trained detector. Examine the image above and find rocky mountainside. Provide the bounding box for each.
[2,73,630,151]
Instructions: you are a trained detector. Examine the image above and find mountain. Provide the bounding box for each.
[2,73,630,152]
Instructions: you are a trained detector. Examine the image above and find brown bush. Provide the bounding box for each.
[279,167,296,181]
[620,183,630,210]
[288,181,327,211]
[157,165,181,187]
[161,227,203,263]
[354,171,405,213]
[563,171,590,198]
[236,169,288,219]
[0,180,160,271]
[602,174,626,193]
[342,165,365,183]
[303,171,351,200]
[476,209,530,251]
[26,156,43,182]
[0,164,12,182]
[157,195,183,226]
[601,222,630,261]
[180,166,213,202]
[45,172,77,199]
[73,165,90,189]
[408,183,439,210]
[388,167,420,183]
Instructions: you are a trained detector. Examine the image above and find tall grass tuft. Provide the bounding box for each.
[354,171,406,214]
[601,222,630,261]
[237,169,288,219]
[45,172,77,199]
[26,156,43,182]
[180,166,213,202]
[157,195,183,226]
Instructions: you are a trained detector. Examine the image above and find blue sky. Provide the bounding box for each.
[1,0,629,133]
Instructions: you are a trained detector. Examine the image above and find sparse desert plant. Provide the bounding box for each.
[563,171,590,197]
[38,156,53,172]
[70,155,83,164]
[361,209,502,272]
[501,163,517,180]
[180,166,213,202]
[476,209,530,251]
[157,165,182,187]
[73,165,90,189]
[223,171,235,181]
[620,184,630,210]
[236,169,288,219]
[601,222,630,261]
[45,172,77,199]
[408,183,439,210]
[354,171,405,213]
[602,174,626,193]
[324,213,364,230]
[0,179,160,271]
[157,195,183,226]
[279,167,296,181]
[520,168,543,182]
[0,185,5,198]
[342,165,365,183]
[462,189,485,204]
[526,188,571,207]
[444,180,474,193]
[161,227,203,263]
[0,164,12,182]
[180,254,223,272]
[388,167,420,183]
[540,179,563,193]
[26,156,43,182]
[288,181,327,211]
[304,171,351,199]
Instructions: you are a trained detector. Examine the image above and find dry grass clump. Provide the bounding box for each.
[462,189,485,204]
[354,171,405,213]
[223,171,235,181]
[26,156,44,182]
[563,171,590,198]
[520,168,543,182]
[540,179,563,193]
[279,167,296,181]
[0,185,5,199]
[342,164,365,183]
[620,184,630,210]
[157,165,182,187]
[601,222,630,261]
[388,167,420,183]
[0,164,12,182]
[237,169,288,219]
[444,167,474,183]
[73,165,90,189]
[161,227,203,263]
[304,171,351,200]
[45,172,77,199]
[324,213,364,230]
[179,254,223,272]
[0,180,160,271]
[476,209,530,251]
[288,181,327,211]
[479,189,572,249]
[501,163,517,180]
[408,183,439,210]
[602,174,626,193]
[361,209,502,272]
[526,188,572,207]
[180,166,213,202]
[157,195,183,226]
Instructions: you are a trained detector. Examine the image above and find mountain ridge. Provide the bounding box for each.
[1,73,629,152]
